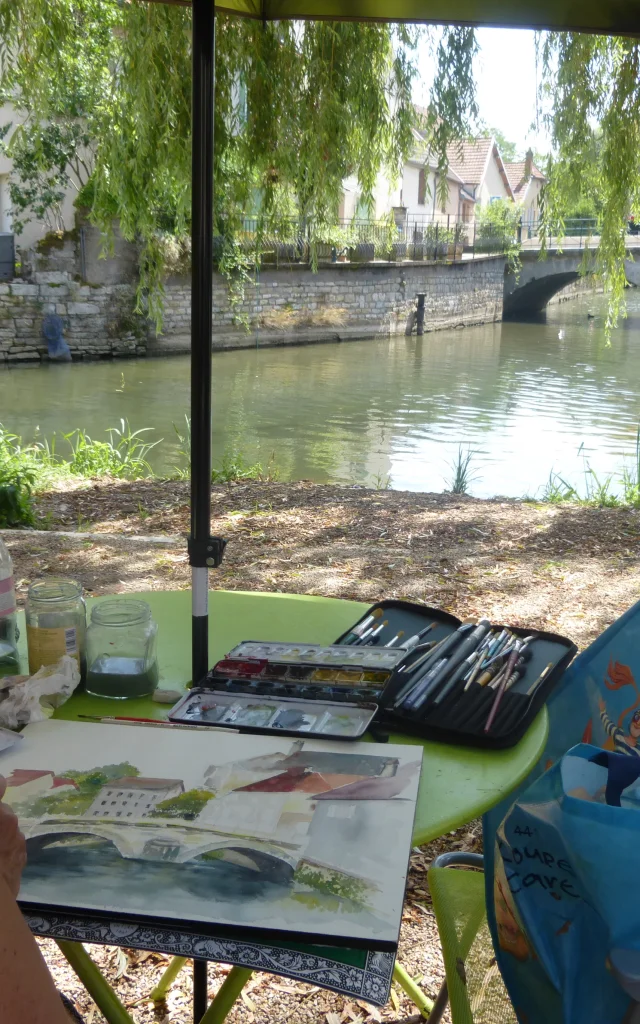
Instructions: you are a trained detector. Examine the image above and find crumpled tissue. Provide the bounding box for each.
[0,656,81,729]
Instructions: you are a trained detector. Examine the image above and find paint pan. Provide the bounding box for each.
[271,708,319,732]
[169,689,378,740]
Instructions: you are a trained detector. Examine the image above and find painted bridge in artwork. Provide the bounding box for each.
[22,816,303,875]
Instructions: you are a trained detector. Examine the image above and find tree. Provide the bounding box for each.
[490,128,517,163]
[0,2,479,324]
[538,34,640,334]
[150,789,215,821]
[18,762,141,818]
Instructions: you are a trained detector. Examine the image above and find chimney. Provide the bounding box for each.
[524,148,533,178]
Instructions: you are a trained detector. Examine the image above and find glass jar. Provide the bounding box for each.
[85,599,158,699]
[0,538,19,668]
[26,578,86,676]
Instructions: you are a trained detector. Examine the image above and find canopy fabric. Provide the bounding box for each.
[175,0,640,38]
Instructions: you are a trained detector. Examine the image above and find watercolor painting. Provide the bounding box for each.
[1,720,422,949]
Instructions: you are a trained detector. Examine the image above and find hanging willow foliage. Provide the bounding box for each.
[539,33,640,335]
[0,1,480,323]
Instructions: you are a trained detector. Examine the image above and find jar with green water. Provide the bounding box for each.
[85,599,158,699]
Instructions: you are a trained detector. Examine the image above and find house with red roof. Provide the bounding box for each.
[446,136,514,212]
[3,769,79,807]
[198,765,366,843]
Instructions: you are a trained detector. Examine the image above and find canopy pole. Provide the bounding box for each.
[190,0,217,1015]
[189,0,220,694]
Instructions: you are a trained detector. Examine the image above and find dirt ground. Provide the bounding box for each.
[8,476,640,649]
[6,477,640,1022]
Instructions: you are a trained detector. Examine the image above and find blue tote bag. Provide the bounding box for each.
[483,597,640,1023]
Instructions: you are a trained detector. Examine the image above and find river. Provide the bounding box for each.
[2,291,640,499]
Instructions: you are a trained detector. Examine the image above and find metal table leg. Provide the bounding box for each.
[194,959,208,1021]
[56,941,135,1024]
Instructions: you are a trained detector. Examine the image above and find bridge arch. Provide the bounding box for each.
[504,269,579,318]
[26,829,124,858]
[25,820,142,858]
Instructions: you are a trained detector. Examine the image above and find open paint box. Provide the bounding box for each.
[167,640,395,738]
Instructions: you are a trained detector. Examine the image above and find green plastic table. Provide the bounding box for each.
[13,590,548,1023]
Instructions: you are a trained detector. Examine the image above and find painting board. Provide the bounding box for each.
[1,720,422,951]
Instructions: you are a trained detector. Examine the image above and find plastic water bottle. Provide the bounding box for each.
[0,538,19,666]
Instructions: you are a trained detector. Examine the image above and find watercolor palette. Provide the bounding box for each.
[202,641,407,707]
[169,688,377,739]
[228,642,405,669]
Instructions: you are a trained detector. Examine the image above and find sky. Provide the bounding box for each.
[415,27,551,159]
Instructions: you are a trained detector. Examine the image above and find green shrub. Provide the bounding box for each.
[0,425,36,526]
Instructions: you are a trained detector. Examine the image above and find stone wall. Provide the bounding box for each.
[0,236,506,362]
[0,271,145,363]
[152,256,506,354]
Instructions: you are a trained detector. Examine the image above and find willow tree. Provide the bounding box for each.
[539,33,640,333]
[0,1,478,322]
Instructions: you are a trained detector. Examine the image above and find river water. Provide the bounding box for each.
[2,291,640,499]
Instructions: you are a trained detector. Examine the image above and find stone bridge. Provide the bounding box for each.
[23,817,301,878]
[503,247,640,317]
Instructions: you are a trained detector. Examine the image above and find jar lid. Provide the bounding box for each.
[90,599,152,627]
[28,577,83,602]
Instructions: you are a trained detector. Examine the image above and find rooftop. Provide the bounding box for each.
[504,160,546,197]
[446,138,493,185]
[234,770,365,794]
[106,777,184,791]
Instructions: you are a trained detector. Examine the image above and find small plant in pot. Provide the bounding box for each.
[348,241,375,263]
[453,223,468,259]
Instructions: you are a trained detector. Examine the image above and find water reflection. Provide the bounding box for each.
[1,292,639,498]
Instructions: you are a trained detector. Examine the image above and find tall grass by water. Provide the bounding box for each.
[540,431,640,508]
[0,419,280,526]
[4,416,640,529]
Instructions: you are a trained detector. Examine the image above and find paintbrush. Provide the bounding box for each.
[384,630,405,647]
[526,661,553,697]
[362,619,389,645]
[341,608,383,644]
[483,641,523,732]
[404,622,437,649]
[428,620,492,706]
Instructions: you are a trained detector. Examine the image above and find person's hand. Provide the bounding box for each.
[598,696,606,713]
[0,776,26,898]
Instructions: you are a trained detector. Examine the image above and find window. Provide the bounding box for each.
[417,168,427,206]
[101,800,106,805]
[127,812,132,817]
[327,804,356,819]
[111,801,116,806]
[116,811,122,818]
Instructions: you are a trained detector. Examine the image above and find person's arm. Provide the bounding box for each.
[0,777,70,1024]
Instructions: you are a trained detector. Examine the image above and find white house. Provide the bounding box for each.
[504,149,546,229]
[86,777,184,821]
[340,127,476,228]
[0,101,79,248]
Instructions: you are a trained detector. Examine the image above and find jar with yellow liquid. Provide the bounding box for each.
[26,578,86,676]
